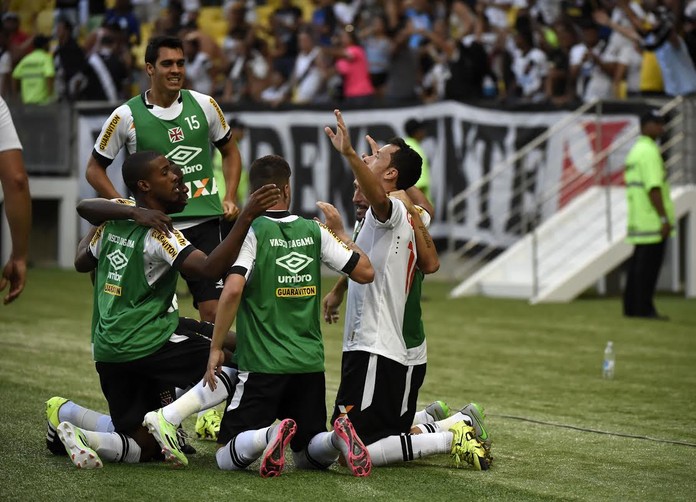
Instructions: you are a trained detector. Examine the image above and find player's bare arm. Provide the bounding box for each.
[205,274,245,390]
[177,184,280,279]
[405,186,434,218]
[77,198,174,235]
[219,136,242,220]
[0,148,30,304]
[390,190,439,274]
[325,109,391,221]
[85,155,121,199]
[74,226,99,273]
[323,275,348,324]
[316,201,374,284]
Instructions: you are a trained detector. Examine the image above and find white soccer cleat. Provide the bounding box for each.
[57,421,103,469]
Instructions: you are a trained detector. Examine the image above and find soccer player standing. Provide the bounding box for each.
[85,36,241,323]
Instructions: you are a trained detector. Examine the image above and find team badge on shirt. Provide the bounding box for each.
[168,126,185,143]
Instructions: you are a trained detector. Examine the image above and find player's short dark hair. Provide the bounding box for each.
[122,151,162,193]
[386,137,422,190]
[145,36,184,66]
[249,155,291,191]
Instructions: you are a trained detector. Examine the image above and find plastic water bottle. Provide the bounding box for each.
[602,341,615,379]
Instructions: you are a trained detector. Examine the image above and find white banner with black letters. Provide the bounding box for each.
[76,101,637,246]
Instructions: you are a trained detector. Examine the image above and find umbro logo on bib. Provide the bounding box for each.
[168,126,185,143]
[166,145,202,165]
[276,252,313,274]
[106,249,128,271]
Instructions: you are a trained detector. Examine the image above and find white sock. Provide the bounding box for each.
[58,401,115,433]
[162,367,236,425]
[412,409,433,425]
[414,412,472,434]
[330,429,352,460]
[215,425,273,471]
[295,431,339,469]
[367,432,452,466]
[82,430,141,463]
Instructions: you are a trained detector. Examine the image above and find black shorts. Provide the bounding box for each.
[180,218,225,307]
[177,316,215,339]
[399,363,426,432]
[95,320,211,432]
[218,372,327,452]
[331,351,423,445]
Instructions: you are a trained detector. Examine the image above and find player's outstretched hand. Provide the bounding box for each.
[322,289,344,324]
[242,184,281,218]
[0,257,26,305]
[316,201,346,237]
[204,347,225,391]
[324,109,355,156]
[133,207,173,236]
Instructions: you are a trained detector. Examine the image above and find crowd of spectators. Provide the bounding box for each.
[1,0,696,108]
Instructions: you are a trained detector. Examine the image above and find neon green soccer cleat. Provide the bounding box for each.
[143,410,188,467]
[460,402,491,450]
[46,396,69,456]
[195,409,222,441]
[425,400,451,421]
[449,421,489,471]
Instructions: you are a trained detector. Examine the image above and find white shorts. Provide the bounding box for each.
[0,96,22,152]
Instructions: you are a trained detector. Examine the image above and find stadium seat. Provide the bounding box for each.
[207,19,228,46]
[132,22,154,69]
[198,6,224,24]
[36,9,54,36]
[11,0,55,35]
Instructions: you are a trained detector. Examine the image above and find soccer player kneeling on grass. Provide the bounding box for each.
[55,151,280,469]
[142,155,376,476]
[322,110,491,470]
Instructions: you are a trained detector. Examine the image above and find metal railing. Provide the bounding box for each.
[529,97,685,297]
[445,96,688,295]
[445,99,601,280]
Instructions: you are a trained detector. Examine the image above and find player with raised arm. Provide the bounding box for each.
[55,151,279,469]
[143,154,375,476]
[323,110,490,470]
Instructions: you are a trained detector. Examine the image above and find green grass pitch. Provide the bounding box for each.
[1,269,695,501]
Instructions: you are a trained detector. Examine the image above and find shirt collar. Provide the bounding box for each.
[141,90,183,109]
[264,210,291,219]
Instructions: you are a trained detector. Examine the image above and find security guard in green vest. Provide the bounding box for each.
[623,110,674,319]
